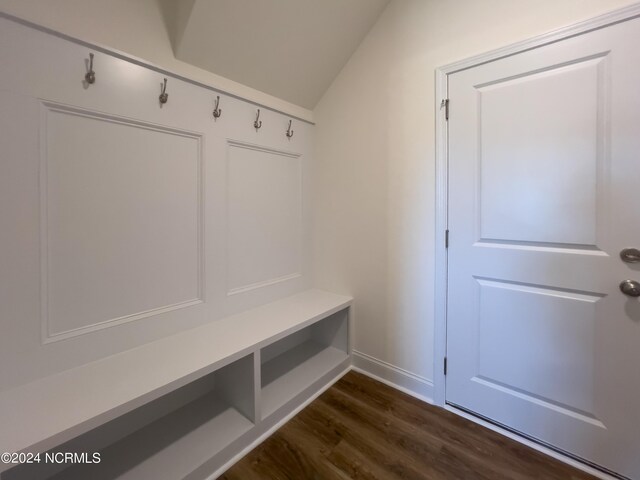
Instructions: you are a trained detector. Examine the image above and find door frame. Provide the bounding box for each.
[433,2,640,408]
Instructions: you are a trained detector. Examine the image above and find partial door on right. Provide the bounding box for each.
[446,14,640,479]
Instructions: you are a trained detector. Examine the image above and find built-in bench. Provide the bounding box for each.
[0,289,352,479]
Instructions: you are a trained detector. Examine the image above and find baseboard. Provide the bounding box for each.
[352,350,434,404]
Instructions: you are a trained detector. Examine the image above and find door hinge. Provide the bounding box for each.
[444,357,448,375]
[445,229,449,248]
[441,98,449,120]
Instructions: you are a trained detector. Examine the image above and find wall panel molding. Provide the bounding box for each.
[39,101,205,343]
[227,273,302,297]
[226,139,303,296]
[226,139,301,159]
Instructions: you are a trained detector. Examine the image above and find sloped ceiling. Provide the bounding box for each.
[160,0,389,109]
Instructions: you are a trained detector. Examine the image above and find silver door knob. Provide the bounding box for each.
[620,280,640,297]
[620,248,640,263]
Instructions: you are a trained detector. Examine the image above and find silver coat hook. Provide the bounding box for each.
[213,96,222,119]
[254,109,262,130]
[159,78,169,104]
[85,53,95,84]
[286,119,294,139]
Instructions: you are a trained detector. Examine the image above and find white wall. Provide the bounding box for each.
[0,0,312,122]
[312,0,637,393]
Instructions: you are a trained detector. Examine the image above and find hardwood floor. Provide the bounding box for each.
[220,371,597,480]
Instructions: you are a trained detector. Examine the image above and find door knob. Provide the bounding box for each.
[620,280,640,297]
[620,248,640,263]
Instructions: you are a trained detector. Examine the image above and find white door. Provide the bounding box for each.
[446,15,640,479]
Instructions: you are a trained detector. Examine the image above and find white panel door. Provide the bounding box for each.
[447,16,640,479]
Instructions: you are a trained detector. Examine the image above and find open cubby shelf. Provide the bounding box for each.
[0,289,351,480]
[262,342,348,418]
[261,309,349,418]
[89,396,251,480]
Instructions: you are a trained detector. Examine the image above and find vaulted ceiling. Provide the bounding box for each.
[160,0,389,109]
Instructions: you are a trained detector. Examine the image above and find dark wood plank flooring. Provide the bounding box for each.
[220,371,596,480]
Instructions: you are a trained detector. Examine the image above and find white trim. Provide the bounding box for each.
[226,138,302,159]
[0,12,314,125]
[352,350,434,403]
[438,2,640,75]
[207,365,351,479]
[227,273,302,296]
[433,66,449,407]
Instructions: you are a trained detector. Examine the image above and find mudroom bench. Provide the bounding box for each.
[0,289,352,480]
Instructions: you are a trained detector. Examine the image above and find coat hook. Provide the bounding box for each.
[85,53,96,84]
[159,78,169,104]
[254,109,262,130]
[213,95,222,119]
[286,119,294,139]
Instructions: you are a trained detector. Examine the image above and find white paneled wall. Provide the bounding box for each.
[226,142,302,295]
[44,104,204,340]
[0,16,313,392]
